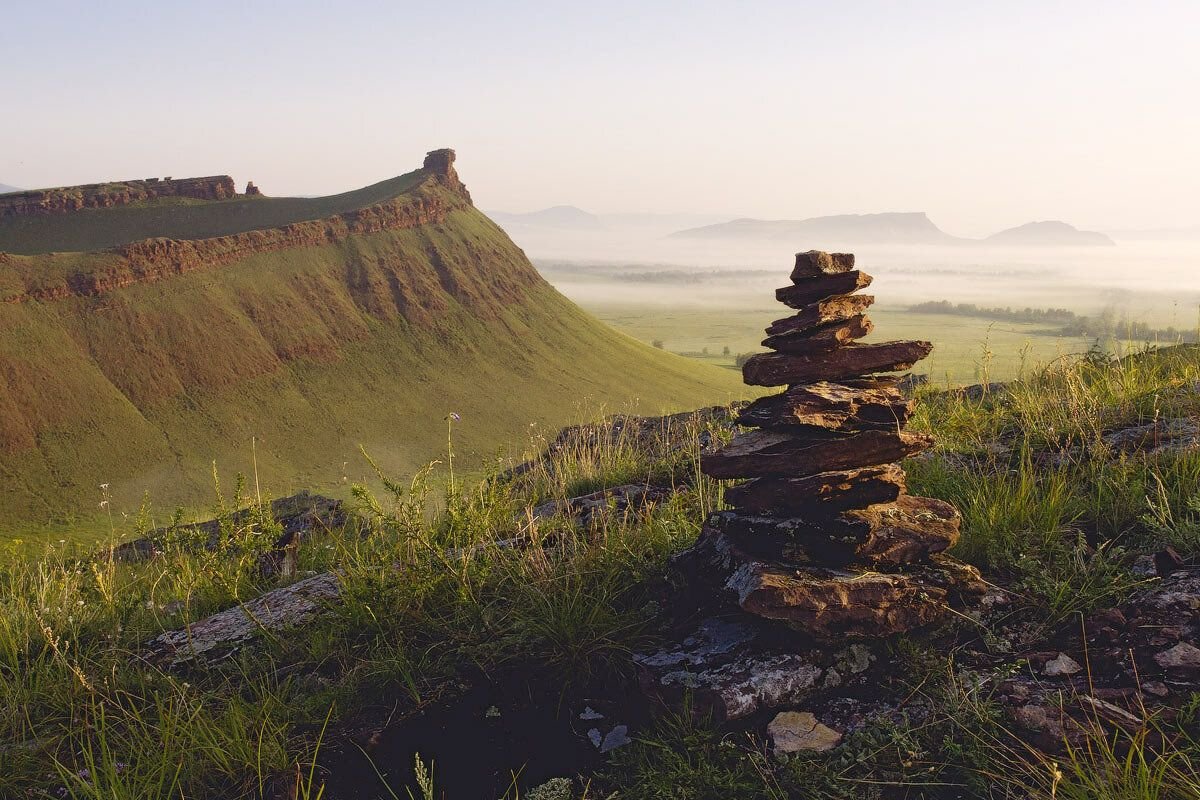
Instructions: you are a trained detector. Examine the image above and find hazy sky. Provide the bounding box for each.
[3,1,1197,236]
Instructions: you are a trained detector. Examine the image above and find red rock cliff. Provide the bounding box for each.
[0,176,240,218]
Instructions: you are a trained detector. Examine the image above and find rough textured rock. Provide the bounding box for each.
[244,181,262,196]
[701,428,932,479]
[789,250,855,281]
[143,571,343,667]
[0,175,239,218]
[678,523,984,637]
[721,463,906,517]
[1043,653,1083,677]
[762,315,874,354]
[767,711,843,754]
[712,496,961,567]
[633,616,827,720]
[776,271,872,308]
[736,380,911,431]
[742,342,934,386]
[730,561,952,637]
[764,295,875,338]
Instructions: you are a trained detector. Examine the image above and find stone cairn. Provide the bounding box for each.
[687,250,983,640]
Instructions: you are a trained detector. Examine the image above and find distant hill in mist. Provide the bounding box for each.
[491,205,606,230]
[671,212,960,245]
[0,183,21,195]
[985,220,1114,246]
[672,213,1117,247]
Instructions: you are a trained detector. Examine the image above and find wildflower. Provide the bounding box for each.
[448,412,461,422]
[115,762,128,774]
[77,768,90,781]
[99,483,109,490]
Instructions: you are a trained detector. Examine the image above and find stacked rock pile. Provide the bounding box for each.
[693,250,981,639]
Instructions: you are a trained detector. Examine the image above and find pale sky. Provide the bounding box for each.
[2,0,1197,236]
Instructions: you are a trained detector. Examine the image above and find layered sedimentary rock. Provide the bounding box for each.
[0,176,240,218]
[688,250,983,639]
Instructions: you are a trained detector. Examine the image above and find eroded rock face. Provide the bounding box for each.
[0,176,239,218]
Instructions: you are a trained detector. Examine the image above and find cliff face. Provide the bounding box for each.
[0,176,240,218]
[0,149,741,527]
[1,175,462,304]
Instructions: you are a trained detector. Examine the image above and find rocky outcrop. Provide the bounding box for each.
[0,170,468,305]
[0,176,238,218]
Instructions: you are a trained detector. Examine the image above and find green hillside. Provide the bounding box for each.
[0,152,744,532]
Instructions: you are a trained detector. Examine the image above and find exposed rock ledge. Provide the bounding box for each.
[1,173,467,305]
[0,176,239,218]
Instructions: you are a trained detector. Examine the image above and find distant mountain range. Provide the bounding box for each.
[671,212,959,245]
[670,213,1114,247]
[0,183,21,195]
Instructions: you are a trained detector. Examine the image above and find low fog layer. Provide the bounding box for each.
[506,222,1200,328]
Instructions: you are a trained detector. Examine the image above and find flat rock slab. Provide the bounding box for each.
[677,525,985,638]
[762,315,873,355]
[143,571,343,667]
[711,494,960,567]
[633,616,825,721]
[790,251,855,281]
[732,561,949,637]
[764,295,875,337]
[768,711,843,754]
[702,428,932,479]
[742,341,933,386]
[736,380,911,431]
[722,464,906,517]
[776,271,872,308]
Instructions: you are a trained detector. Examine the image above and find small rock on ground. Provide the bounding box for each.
[767,711,843,755]
[1043,653,1082,677]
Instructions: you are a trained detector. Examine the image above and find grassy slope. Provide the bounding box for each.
[6,346,1200,799]
[0,189,743,534]
[0,172,427,255]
